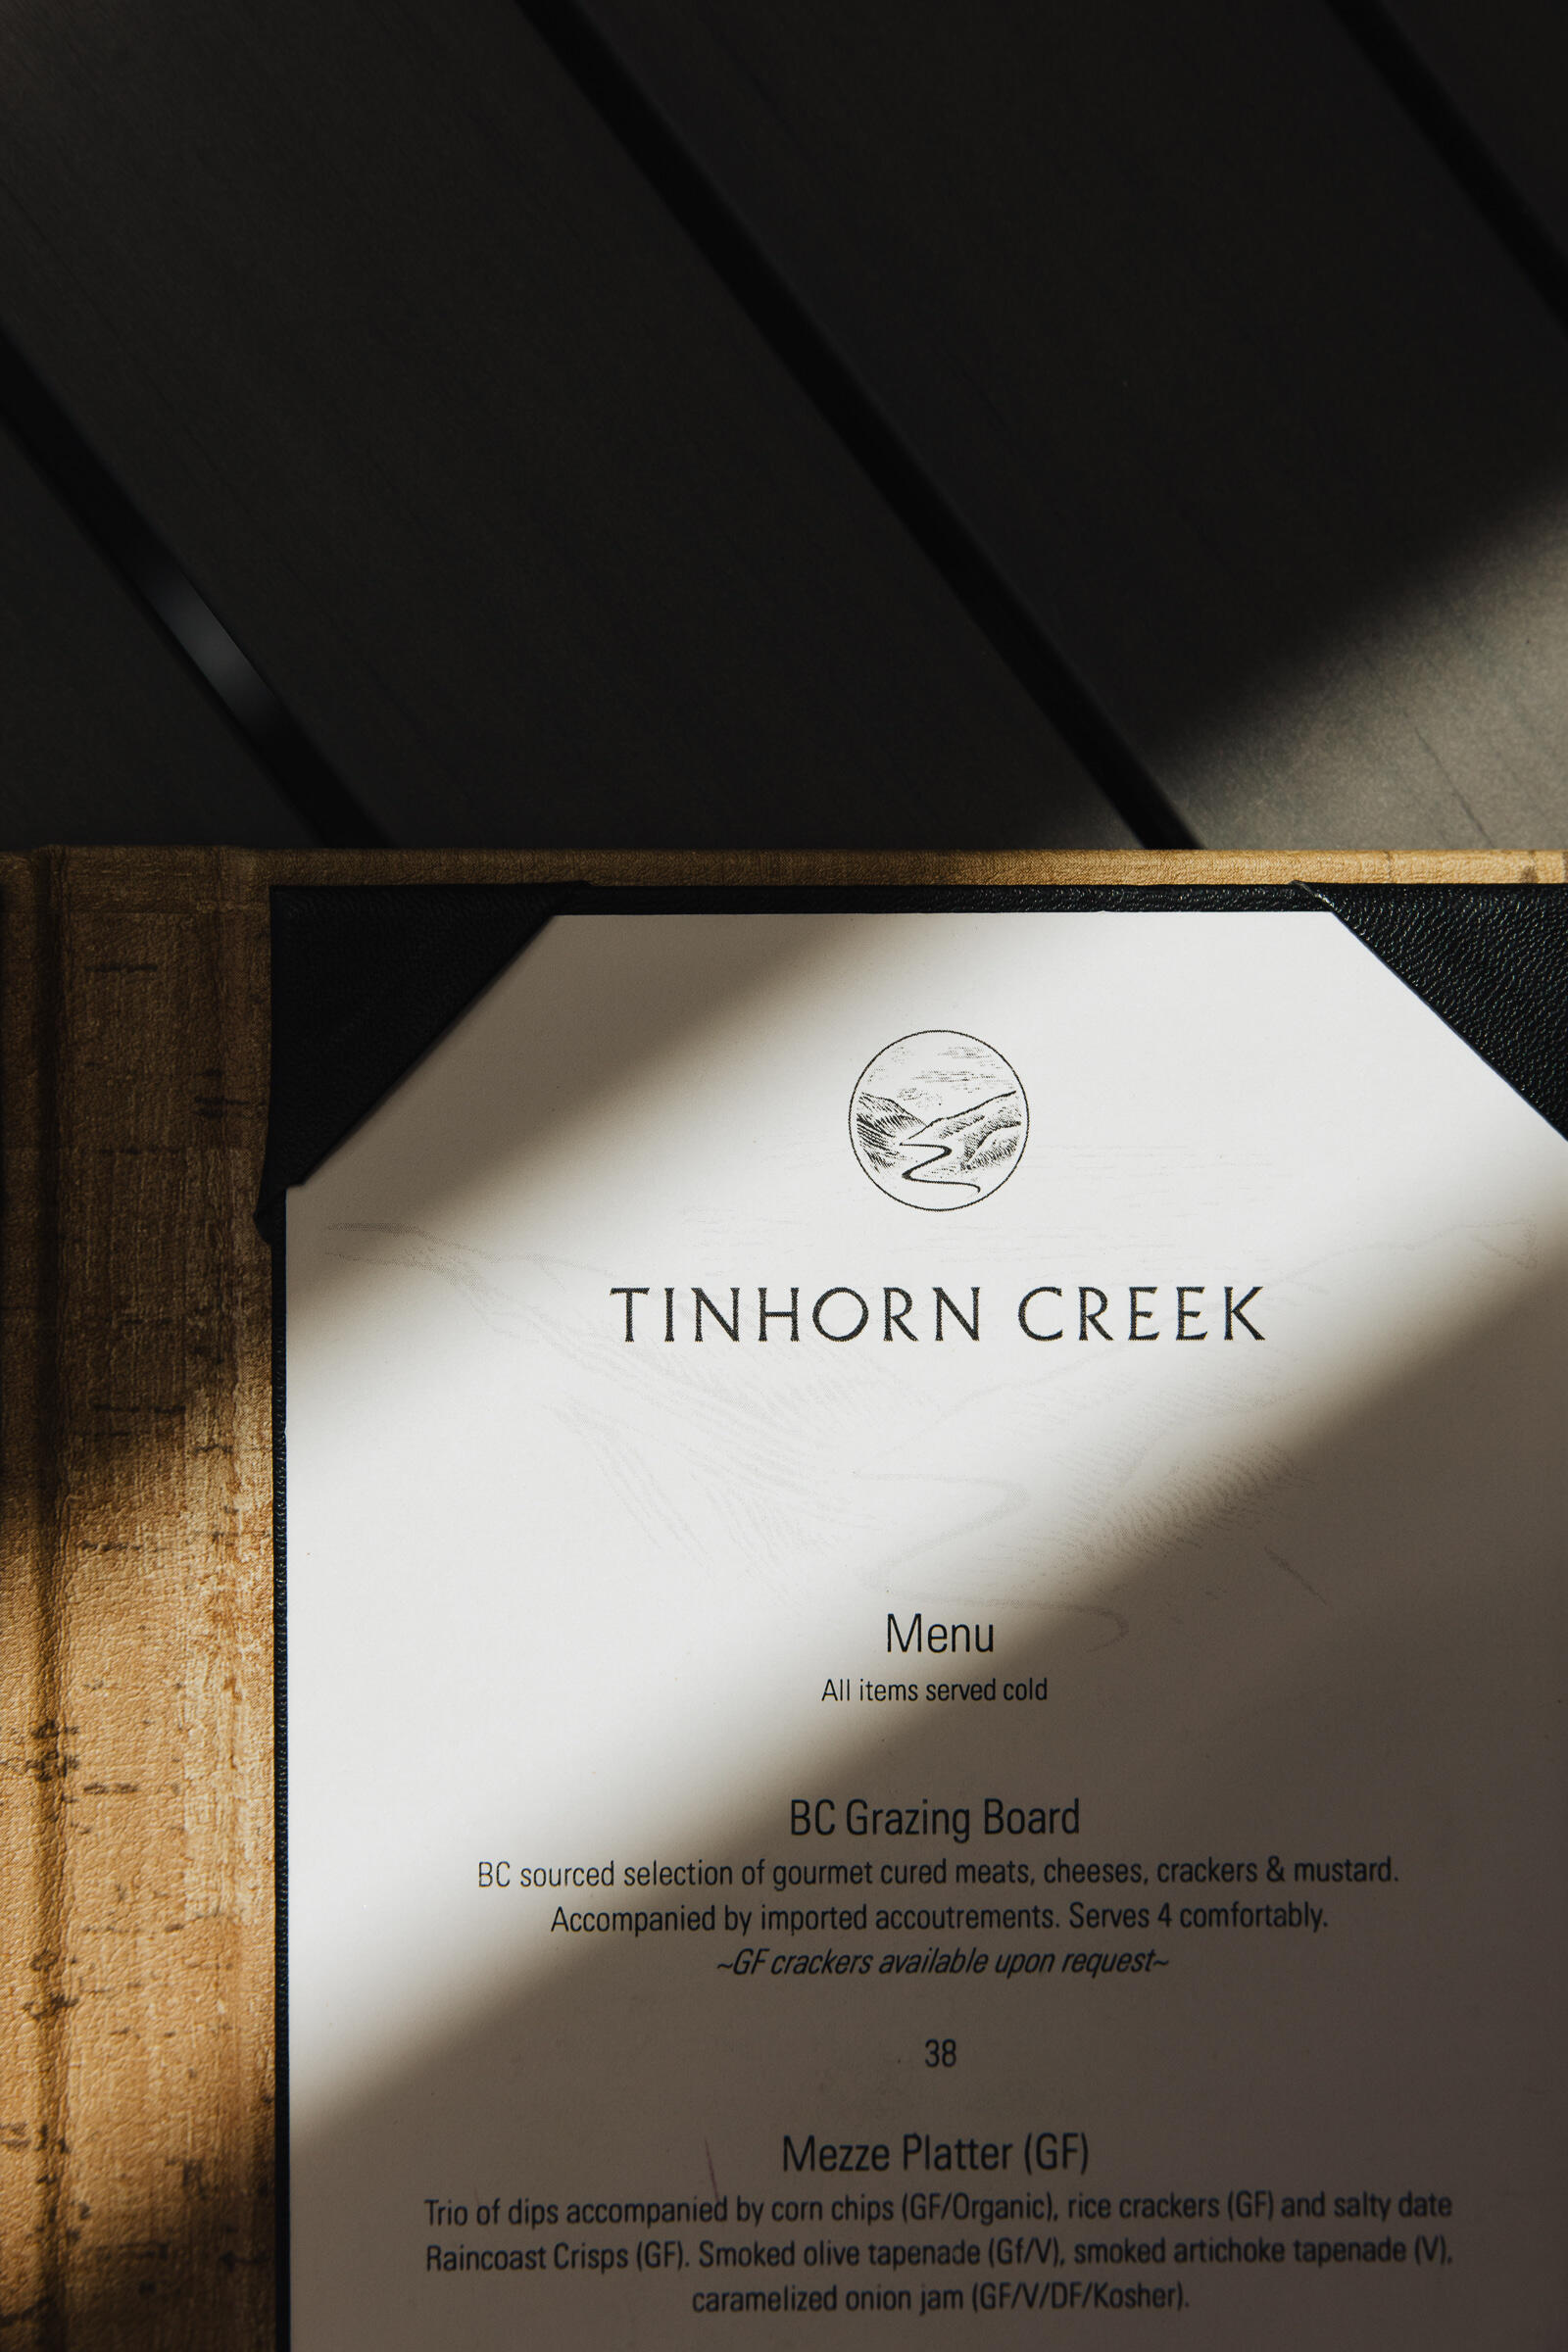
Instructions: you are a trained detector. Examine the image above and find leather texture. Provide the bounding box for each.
[1302,882,1568,1141]
[256,882,579,1241]
[257,879,1567,1243]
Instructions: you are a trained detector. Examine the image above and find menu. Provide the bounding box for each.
[280,904,1565,2345]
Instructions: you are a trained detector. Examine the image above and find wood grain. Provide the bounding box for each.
[2,846,1560,2347]
[2,852,278,2349]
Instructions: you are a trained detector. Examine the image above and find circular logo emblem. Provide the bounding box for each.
[850,1031,1028,1210]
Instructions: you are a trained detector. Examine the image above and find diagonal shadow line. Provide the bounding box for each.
[0,321,389,851]
[25,889,1563,2341]
[279,905,1125,1331]
[32,1229,1561,2344]
[1321,0,1568,341]
[509,0,1198,853]
[272,1240,1558,2341]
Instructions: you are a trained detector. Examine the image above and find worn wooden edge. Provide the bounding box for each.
[3,840,1561,2347]
[36,845,1568,893]
[2,848,276,2349]
[1,850,54,2345]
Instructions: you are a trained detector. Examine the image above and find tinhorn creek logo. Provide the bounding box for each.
[850,1031,1028,1209]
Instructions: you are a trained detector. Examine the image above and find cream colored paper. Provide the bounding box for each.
[285,910,1566,2345]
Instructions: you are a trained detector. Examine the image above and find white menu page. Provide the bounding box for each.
[283,908,1566,2347]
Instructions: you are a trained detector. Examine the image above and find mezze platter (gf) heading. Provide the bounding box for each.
[278,902,1566,2347]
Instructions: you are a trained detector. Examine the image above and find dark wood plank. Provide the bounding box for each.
[1374,0,1568,269]
[0,0,1129,851]
[0,428,312,848]
[562,0,1568,847]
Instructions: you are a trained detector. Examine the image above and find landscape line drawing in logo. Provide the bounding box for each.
[850,1031,1028,1209]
